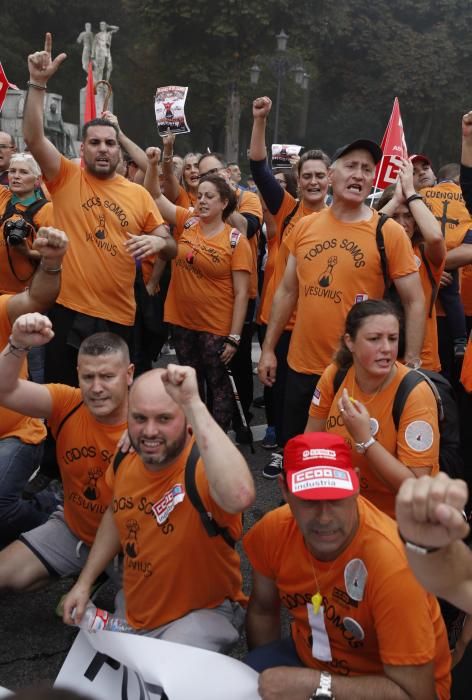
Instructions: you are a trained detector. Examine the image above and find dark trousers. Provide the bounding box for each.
[44,303,132,386]
[230,299,255,425]
[132,268,168,377]
[283,367,321,444]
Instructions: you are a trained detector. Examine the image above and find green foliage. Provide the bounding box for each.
[1,0,471,165]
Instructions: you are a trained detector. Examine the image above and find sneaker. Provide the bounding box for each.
[253,395,265,409]
[262,452,283,479]
[454,339,467,359]
[261,426,278,450]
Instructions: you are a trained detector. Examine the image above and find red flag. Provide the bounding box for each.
[373,98,408,192]
[84,61,96,123]
[0,63,10,112]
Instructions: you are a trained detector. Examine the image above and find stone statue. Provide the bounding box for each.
[92,21,120,82]
[76,22,94,74]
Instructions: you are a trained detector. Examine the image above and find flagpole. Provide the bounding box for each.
[370,155,385,208]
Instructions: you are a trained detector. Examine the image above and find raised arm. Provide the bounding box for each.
[7,226,68,322]
[160,131,181,203]
[102,110,148,174]
[0,313,54,418]
[161,364,255,514]
[144,146,178,225]
[23,33,66,181]
[396,473,472,613]
[249,97,286,215]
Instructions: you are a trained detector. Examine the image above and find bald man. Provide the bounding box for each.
[63,364,255,652]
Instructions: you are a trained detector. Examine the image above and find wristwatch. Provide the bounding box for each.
[311,671,334,698]
[354,436,376,454]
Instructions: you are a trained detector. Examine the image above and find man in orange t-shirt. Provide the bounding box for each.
[259,140,424,453]
[0,226,68,547]
[244,432,450,700]
[62,364,255,652]
[24,34,176,386]
[0,313,133,590]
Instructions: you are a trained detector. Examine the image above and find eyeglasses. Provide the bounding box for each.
[198,167,222,180]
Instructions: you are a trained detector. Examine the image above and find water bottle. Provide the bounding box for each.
[73,601,134,633]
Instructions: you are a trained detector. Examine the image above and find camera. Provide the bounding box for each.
[4,218,34,246]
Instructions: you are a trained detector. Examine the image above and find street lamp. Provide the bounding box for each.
[249,30,307,143]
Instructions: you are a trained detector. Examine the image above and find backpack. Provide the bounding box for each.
[0,197,48,282]
[113,440,237,548]
[375,214,439,356]
[333,367,463,480]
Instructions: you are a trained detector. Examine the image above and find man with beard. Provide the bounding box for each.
[23,33,176,386]
[62,365,255,652]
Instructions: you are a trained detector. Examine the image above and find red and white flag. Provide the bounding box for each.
[373,97,408,192]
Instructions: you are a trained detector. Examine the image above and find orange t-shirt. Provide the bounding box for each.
[285,208,417,375]
[0,187,54,294]
[422,182,472,318]
[259,192,319,328]
[243,498,450,699]
[309,362,440,518]
[0,295,46,444]
[47,384,124,545]
[164,208,252,335]
[45,156,164,326]
[175,185,197,209]
[106,437,246,629]
[236,188,263,300]
[413,244,444,371]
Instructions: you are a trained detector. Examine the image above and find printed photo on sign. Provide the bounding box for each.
[155,85,190,136]
[404,420,434,452]
[271,143,301,169]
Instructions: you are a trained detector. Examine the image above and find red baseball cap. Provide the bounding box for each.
[284,433,359,501]
[410,153,432,167]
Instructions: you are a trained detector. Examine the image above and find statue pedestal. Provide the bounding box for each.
[79,85,114,128]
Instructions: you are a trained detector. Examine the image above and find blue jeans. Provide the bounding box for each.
[0,438,46,548]
[245,637,304,672]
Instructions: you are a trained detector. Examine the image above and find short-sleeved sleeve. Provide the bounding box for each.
[396,381,440,471]
[309,363,339,419]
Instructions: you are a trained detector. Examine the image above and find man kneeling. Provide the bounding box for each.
[63,364,255,652]
[243,432,450,700]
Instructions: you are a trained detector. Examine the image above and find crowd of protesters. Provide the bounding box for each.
[0,31,472,700]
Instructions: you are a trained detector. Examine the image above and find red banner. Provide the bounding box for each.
[373,98,408,191]
[0,63,9,112]
[84,61,96,123]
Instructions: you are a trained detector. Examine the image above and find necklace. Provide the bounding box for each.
[185,226,203,265]
[309,555,337,615]
[351,365,395,406]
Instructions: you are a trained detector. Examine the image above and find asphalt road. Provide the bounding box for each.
[0,359,470,698]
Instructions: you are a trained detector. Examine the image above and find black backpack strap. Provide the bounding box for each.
[22,198,48,226]
[0,200,18,226]
[184,441,236,548]
[54,400,84,440]
[392,370,443,430]
[333,367,349,394]
[280,200,301,243]
[375,213,391,294]
[113,449,129,474]
[419,243,438,318]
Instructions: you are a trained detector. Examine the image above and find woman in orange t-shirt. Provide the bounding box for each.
[378,158,446,371]
[306,299,439,518]
[160,131,200,208]
[146,151,251,429]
